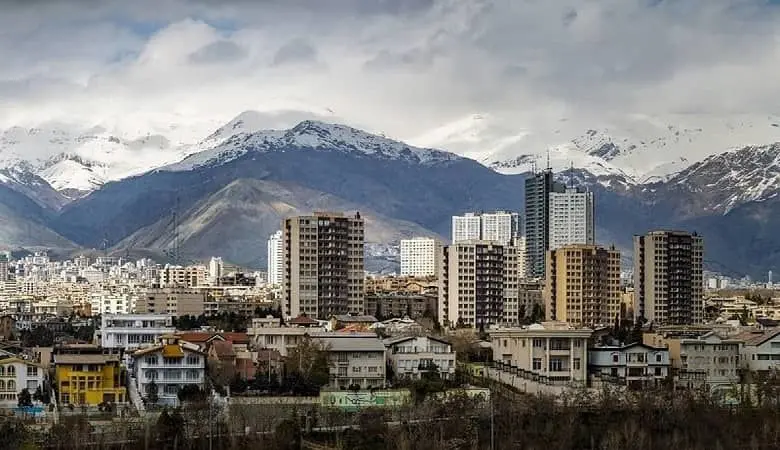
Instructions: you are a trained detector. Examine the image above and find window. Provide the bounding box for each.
[655,367,663,376]
[0,366,4,376]
[145,356,159,365]
[532,358,542,371]
[533,339,544,348]
[7,366,14,375]
[27,366,38,377]
[352,367,362,373]
[656,354,662,363]
[186,355,200,365]
[145,370,158,380]
[573,358,581,371]
[612,354,619,363]
[7,380,15,391]
[549,358,563,372]
[0,380,5,391]
[368,367,378,373]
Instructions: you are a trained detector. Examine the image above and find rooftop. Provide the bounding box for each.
[311,333,385,352]
[54,354,119,365]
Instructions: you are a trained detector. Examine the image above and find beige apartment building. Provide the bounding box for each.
[282,212,364,320]
[544,244,621,327]
[634,231,704,325]
[438,240,523,329]
[158,265,207,288]
[135,288,207,316]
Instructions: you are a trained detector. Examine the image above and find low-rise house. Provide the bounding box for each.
[735,328,780,376]
[54,352,126,406]
[311,333,386,390]
[0,356,45,407]
[247,315,325,357]
[175,332,250,353]
[384,336,456,381]
[678,332,741,393]
[490,322,593,384]
[131,335,206,406]
[588,343,670,389]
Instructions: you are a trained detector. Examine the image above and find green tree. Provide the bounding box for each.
[284,336,330,394]
[530,303,545,323]
[146,380,159,405]
[17,388,32,408]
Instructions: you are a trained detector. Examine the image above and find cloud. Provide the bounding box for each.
[0,0,779,145]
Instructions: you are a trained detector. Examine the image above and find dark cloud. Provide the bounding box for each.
[188,40,247,64]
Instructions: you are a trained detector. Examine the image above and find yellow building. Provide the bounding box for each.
[54,353,126,406]
[544,244,621,327]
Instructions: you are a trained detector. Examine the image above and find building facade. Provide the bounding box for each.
[524,169,566,278]
[544,245,621,327]
[135,288,207,316]
[54,353,126,406]
[159,265,207,288]
[588,343,670,389]
[97,314,176,352]
[439,241,515,328]
[283,212,365,319]
[548,188,595,251]
[267,230,283,285]
[452,211,521,246]
[312,333,386,390]
[131,336,206,406]
[384,336,456,381]
[490,322,592,384]
[451,213,482,243]
[0,357,45,406]
[400,237,440,277]
[634,231,704,325]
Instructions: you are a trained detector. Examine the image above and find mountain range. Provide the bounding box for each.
[0,112,779,278]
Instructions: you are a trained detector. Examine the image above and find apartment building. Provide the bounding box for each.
[400,237,440,277]
[451,213,482,242]
[159,265,207,288]
[439,241,518,328]
[735,328,780,376]
[97,314,175,352]
[490,322,592,383]
[247,315,324,357]
[364,293,437,320]
[131,336,206,406]
[135,288,207,316]
[266,230,283,285]
[283,212,365,319]
[311,333,386,390]
[524,169,566,278]
[452,211,521,246]
[0,357,45,406]
[588,343,670,389]
[634,231,704,325]
[544,245,621,327]
[384,336,456,381]
[548,188,595,251]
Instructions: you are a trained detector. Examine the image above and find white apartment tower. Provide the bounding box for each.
[548,188,595,251]
[266,230,283,285]
[451,213,482,243]
[208,257,223,285]
[400,237,440,277]
[283,212,364,319]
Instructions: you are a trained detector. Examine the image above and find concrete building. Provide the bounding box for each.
[735,328,780,376]
[439,241,522,328]
[311,333,386,390]
[131,335,206,407]
[452,211,521,246]
[135,288,207,316]
[451,213,481,243]
[400,237,440,277]
[524,169,566,278]
[384,336,456,381]
[548,188,595,251]
[282,212,365,319]
[159,265,207,288]
[364,293,437,320]
[634,231,704,325]
[89,293,136,315]
[208,257,223,286]
[0,255,8,283]
[544,245,621,327]
[97,314,175,352]
[0,357,45,406]
[266,230,283,285]
[247,315,324,357]
[54,352,126,406]
[490,322,592,384]
[588,343,670,389]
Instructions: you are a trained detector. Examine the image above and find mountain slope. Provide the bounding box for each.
[115,178,441,267]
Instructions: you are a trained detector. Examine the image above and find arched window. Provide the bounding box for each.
[7,380,15,391]
[0,380,5,391]
[0,366,5,376]
[7,366,15,376]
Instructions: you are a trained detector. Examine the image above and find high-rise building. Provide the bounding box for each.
[548,188,595,251]
[438,240,522,328]
[0,254,8,283]
[544,244,621,327]
[452,211,521,246]
[266,230,283,285]
[283,212,364,319]
[400,237,440,277]
[524,169,566,278]
[208,257,223,285]
[158,265,207,288]
[633,231,704,325]
[451,213,481,243]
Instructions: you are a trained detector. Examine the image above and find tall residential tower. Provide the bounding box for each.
[266,230,283,285]
[524,169,565,278]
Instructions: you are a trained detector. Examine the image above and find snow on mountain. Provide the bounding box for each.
[165,119,460,172]
[412,113,780,184]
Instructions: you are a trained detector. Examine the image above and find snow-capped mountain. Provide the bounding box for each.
[165,119,460,172]
[411,113,780,184]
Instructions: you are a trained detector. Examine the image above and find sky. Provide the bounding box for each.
[1,0,780,143]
